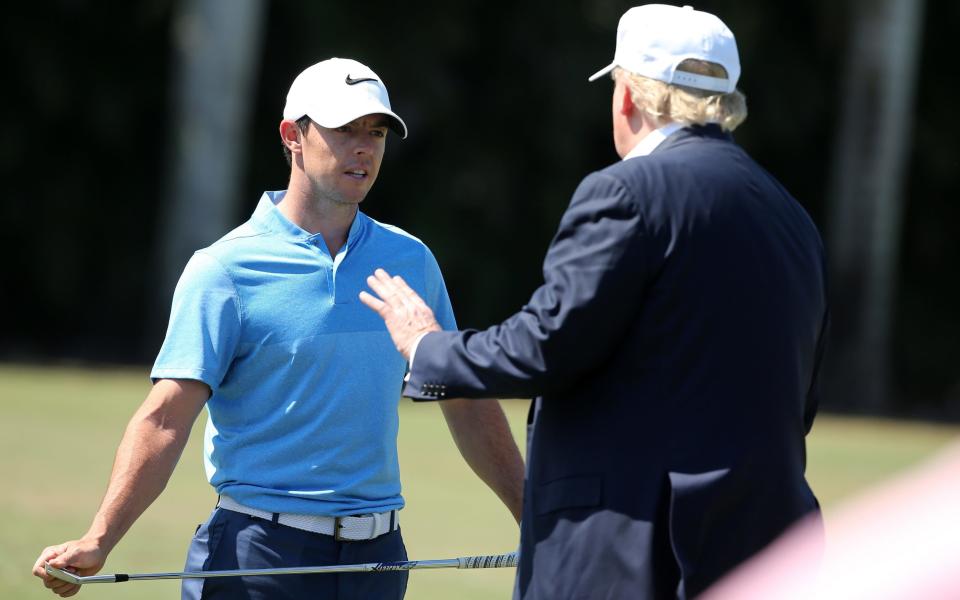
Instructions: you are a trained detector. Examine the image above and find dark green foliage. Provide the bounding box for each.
[1,1,957,414]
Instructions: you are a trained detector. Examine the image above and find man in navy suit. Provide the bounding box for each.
[361,4,829,599]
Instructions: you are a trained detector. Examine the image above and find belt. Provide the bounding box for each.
[217,495,399,541]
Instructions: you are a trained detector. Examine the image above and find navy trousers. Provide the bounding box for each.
[182,508,408,599]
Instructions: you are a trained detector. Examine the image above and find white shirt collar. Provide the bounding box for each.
[622,122,685,161]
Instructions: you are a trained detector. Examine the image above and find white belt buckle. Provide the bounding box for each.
[334,515,373,541]
[334,513,386,541]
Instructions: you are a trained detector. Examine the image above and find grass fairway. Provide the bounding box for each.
[2,364,958,599]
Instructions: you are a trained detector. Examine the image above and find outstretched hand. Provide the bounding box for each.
[359,269,441,361]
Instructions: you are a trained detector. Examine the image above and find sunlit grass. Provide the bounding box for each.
[1,364,956,599]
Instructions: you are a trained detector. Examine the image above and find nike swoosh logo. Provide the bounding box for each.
[345,74,378,85]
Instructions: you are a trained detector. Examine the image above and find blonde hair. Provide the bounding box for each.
[613,60,748,131]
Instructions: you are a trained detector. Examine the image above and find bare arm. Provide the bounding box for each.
[440,398,525,524]
[32,378,209,597]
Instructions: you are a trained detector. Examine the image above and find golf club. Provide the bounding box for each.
[45,551,518,585]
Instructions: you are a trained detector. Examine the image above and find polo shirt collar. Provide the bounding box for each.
[252,190,367,247]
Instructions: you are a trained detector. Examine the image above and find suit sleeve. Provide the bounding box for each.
[405,171,650,400]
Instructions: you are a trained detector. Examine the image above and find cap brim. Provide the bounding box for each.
[384,114,408,139]
[588,63,616,82]
[361,110,407,139]
[306,104,408,139]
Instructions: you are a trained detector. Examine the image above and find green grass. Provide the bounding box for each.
[1,364,957,599]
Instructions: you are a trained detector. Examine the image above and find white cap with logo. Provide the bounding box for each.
[283,57,408,139]
[588,4,741,93]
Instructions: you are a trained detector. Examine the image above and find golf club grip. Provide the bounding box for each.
[458,552,518,569]
[44,564,119,584]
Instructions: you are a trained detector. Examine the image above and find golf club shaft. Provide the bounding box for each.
[46,552,518,584]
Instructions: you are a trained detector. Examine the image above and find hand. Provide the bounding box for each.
[33,538,108,597]
[359,268,441,361]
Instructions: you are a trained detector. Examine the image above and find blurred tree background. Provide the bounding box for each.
[1,0,957,418]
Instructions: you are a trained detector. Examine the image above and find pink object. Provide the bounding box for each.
[701,441,960,600]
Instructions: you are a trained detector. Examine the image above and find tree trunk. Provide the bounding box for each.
[826,0,924,412]
[151,0,266,342]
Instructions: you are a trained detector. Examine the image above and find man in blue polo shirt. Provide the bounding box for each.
[33,58,524,600]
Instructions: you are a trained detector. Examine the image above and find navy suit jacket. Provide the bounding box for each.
[405,126,829,599]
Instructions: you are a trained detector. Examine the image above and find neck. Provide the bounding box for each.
[637,116,665,141]
[279,174,357,257]
[615,111,666,159]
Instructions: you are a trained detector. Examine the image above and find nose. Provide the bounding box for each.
[353,135,374,156]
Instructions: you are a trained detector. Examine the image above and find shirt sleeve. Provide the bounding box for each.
[422,247,458,331]
[151,251,243,391]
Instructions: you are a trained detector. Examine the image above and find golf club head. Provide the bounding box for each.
[45,563,82,584]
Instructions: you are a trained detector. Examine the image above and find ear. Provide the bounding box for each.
[279,120,304,155]
[618,83,635,117]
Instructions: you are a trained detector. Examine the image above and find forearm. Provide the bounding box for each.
[83,379,206,554]
[84,419,187,551]
[441,398,525,523]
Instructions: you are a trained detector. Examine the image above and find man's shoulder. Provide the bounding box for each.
[363,214,431,252]
[197,221,268,261]
[577,158,652,199]
[359,215,449,285]
[592,129,744,188]
[589,148,680,186]
[211,220,266,246]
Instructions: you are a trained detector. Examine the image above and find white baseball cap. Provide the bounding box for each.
[588,4,741,93]
[282,57,408,139]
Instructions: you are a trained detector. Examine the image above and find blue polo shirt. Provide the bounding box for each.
[152,190,456,516]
